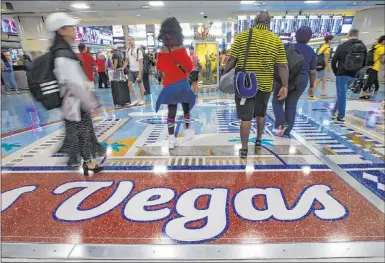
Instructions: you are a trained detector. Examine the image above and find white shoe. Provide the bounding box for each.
[168,136,177,150]
[138,100,145,106]
[183,129,195,141]
[130,100,139,106]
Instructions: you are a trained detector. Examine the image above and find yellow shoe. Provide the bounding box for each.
[309,96,318,100]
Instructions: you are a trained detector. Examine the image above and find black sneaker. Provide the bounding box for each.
[239,149,248,159]
[336,117,345,123]
[255,139,262,149]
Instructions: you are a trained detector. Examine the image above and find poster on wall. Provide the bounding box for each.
[2,18,18,35]
[112,25,125,48]
[112,25,124,37]
[195,42,219,87]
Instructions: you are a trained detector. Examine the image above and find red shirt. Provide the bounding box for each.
[156,48,193,88]
[96,58,106,73]
[80,53,95,81]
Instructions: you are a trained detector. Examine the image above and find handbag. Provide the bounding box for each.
[219,29,257,97]
[234,29,257,99]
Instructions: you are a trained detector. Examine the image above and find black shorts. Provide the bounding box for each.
[189,70,199,83]
[235,90,271,121]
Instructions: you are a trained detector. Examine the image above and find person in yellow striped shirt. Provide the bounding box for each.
[224,11,289,158]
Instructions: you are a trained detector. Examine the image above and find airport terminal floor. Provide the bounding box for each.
[1,80,385,262]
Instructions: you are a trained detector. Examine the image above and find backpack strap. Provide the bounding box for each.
[242,28,253,72]
[167,46,186,74]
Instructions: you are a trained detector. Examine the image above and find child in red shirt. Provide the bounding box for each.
[155,17,195,150]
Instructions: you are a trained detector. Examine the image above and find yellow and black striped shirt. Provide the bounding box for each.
[228,24,287,92]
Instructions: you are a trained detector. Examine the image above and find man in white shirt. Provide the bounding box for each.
[122,36,145,106]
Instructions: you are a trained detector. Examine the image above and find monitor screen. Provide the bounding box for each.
[76,27,102,44]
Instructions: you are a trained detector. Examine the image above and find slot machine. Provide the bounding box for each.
[320,15,332,36]
[309,15,321,37]
[331,15,343,34]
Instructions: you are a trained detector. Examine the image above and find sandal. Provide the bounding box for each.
[239,149,248,159]
[277,125,288,137]
[255,140,262,149]
[359,95,370,100]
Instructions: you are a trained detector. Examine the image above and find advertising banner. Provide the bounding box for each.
[100,32,113,45]
[76,27,102,44]
[195,42,219,87]
[146,32,155,49]
[112,25,124,37]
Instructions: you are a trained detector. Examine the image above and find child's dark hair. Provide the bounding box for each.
[324,35,334,43]
[158,17,184,47]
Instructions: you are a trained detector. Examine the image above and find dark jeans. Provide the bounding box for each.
[98,72,108,89]
[272,74,308,134]
[363,68,379,92]
[143,72,150,93]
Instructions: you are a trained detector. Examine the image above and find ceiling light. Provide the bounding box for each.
[149,1,164,6]
[137,14,141,16]
[253,1,265,6]
[141,5,151,9]
[228,17,232,19]
[241,1,255,4]
[200,12,204,14]
[71,3,90,9]
[304,1,320,3]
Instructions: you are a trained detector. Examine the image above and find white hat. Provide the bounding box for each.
[45,12,80,32]
[112,45,118,50]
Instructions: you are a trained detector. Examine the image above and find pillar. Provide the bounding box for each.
[123,25,129,50]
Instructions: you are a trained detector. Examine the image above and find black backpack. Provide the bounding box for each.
[366,45,377,67]
[316,47,327,71]
[344,42,366,72]
[27,51,62,110]
[275,43,304,91]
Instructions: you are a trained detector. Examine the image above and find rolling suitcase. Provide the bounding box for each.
[110,70,130,107]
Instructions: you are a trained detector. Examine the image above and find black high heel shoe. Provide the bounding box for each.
[82,162,104,176]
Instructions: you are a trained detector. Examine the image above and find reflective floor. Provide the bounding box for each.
[1,79,384,261]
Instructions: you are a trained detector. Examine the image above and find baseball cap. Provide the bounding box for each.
[45,12,80,32]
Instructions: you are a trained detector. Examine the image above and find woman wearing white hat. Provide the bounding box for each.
[46,12,105,175]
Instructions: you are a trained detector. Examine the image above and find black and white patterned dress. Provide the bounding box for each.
[59,111,105,167]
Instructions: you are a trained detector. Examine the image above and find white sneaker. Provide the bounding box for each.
[183,129,195,141]
[130,100,139,106]
[168,136,177,150]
